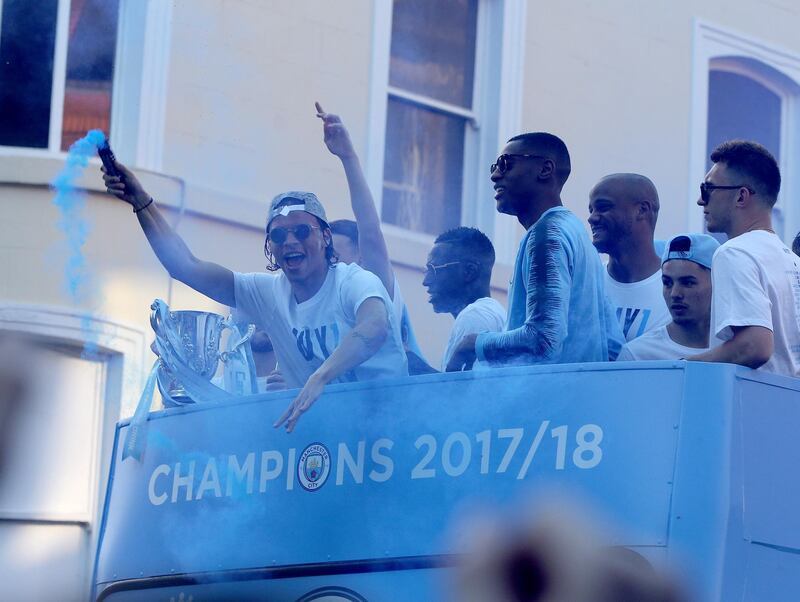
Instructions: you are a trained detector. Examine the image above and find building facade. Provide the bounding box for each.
[0,0,799,599]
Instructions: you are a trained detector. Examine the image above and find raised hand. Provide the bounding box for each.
[102,160,151,211]
[315,101,355,159]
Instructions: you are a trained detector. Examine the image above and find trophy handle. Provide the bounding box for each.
[220,323,256,362]
[150,299,171,338]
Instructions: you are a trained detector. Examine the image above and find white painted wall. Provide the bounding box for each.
[518,0,800,243]
[2,3,800,597]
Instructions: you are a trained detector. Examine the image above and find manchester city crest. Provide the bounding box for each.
[295,586,367,601]
[298,443,331,491]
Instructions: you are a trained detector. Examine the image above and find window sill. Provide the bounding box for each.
[0,150,266,230]
[0,151,511,288]
[0,150,183,204]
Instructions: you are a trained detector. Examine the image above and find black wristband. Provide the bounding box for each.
[133,197,153,213]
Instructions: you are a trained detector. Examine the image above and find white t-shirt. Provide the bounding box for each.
[390,276,425,360]
[617,325,716,360]
[233,263,408,388]
[442,297,506,371]
[711,230,800,378]
[604,269,671,342]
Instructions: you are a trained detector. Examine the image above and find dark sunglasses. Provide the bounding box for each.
[267,224,320,245]
[699,182,755,202]
[490,153,547,175]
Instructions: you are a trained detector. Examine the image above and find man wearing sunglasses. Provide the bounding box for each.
[423,227,506,371]
[690,139,800,377]
[102,163,407,433]
[446,133,622,370]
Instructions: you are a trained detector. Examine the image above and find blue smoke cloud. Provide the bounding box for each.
[51,129,106,358]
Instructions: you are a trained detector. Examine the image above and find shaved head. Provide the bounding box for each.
[591,173,660,226]
[588,172,662,260]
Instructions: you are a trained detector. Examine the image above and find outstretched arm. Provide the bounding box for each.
[103,161,235,306]
[274,296,389,432]
[316,102,394,297]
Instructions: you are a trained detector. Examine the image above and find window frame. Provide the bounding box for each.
[365,0,527,265]
[0,0,171,170]
[689,20,800,243]
[0,302,147,600]
[0,303,147,526]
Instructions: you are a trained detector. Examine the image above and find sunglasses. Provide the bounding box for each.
[267,224,320,245]
[490,153,547,175]
[699,182,755,202]
[424,261,464,277]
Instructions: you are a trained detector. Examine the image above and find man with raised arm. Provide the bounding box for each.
[316,102,432,373]
[588,173,671,342]
[446,133,623,370]
[690,140,800,376]
[102,166,407,432]
[618,234,720,360]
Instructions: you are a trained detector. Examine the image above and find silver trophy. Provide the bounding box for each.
[150,300,255,405]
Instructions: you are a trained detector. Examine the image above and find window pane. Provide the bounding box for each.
[706,70,781,167]
[389,0,478,108]
[0,344,103,517]
[61,0,120,150]
[381,98,464,235]
[706,69,783,237]
[0,0,59,148]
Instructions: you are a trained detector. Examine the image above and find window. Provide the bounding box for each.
[381,0,479,236]
[0,0,120,151]
[61,0,120,149]
[0,305,146,601]
[706,64,784,237]
[689,23,800,244]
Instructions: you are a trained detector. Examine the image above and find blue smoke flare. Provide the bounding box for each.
[51,129,107,358]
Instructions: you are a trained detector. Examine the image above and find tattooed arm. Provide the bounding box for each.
[274,297,389,432]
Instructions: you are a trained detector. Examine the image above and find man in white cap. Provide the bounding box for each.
[618,234,720,360]
[102,164,407,433]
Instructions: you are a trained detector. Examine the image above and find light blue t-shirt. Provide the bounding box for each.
[476,206,623,365]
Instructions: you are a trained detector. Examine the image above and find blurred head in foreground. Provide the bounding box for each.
[453,499,687,602]
[0,332,39,478]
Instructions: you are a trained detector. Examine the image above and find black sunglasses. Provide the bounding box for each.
[490,153,547,175]
[699,182,755,202]
[267,224,320,245]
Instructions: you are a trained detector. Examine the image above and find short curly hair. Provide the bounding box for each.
[434,226,496,271]
[710,140,781,206]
